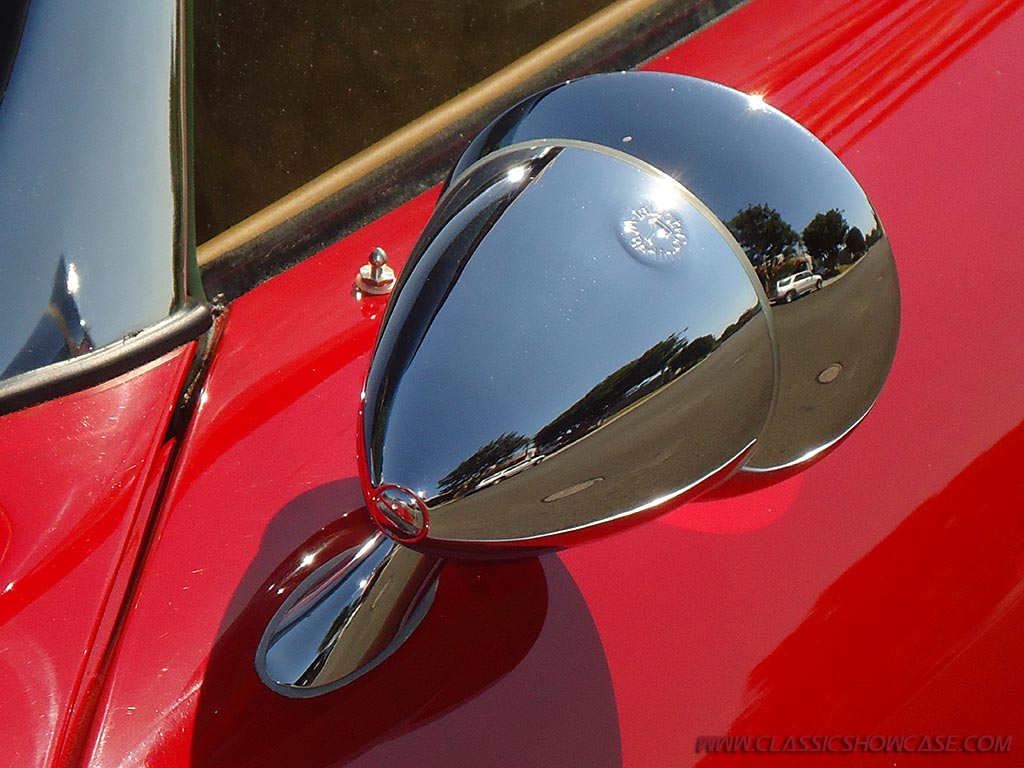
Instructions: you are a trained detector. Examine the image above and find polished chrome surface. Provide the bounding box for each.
[451,72,900,473]
[258,532,441,696]
[264,72,901,696]
[364,141,776,553]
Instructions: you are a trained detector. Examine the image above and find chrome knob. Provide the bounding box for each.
[355,246,396,295]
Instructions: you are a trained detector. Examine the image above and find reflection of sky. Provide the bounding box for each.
[0,0,176,377]
[378,145,762,494]
[705,103,879,237]
[458,72,880,239]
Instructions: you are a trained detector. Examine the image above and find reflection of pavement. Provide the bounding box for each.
[748,240,900,468]
[429,316,775,543]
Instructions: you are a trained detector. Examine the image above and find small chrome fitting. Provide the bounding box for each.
[355,247,396,295]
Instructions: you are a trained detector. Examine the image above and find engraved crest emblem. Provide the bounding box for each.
[620,205,687,264]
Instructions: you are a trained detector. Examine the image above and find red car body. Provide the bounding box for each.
[3,0,1024,765]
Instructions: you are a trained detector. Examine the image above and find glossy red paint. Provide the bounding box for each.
[0,345,196,767]
[84,0,1024,766]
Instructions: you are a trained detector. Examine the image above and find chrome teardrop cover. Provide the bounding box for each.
[361,73,899,554]
[364,141,776,553]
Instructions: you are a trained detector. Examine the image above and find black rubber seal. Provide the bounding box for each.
[0,302,214,417]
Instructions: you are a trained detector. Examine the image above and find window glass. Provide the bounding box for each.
[193,0,619,243]
[0,0,181,382]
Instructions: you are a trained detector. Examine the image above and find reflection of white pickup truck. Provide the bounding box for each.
[771,270,823,303]
[476,449,541,489]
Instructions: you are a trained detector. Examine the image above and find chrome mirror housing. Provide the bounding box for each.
[363,139,777,553]
[259,72,899,695]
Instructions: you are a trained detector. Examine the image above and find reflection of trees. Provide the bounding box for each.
[726,205,886,286]
[719,306,760,342]
[438,431,533,496]
[844,226,867,262]
[727,204,800,290]
[535,334,690,451]
[802,208,849,274]
[535,313,756,452]
[436,309,761,499]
